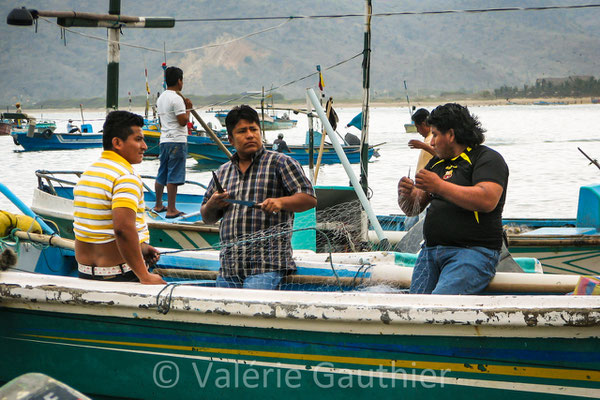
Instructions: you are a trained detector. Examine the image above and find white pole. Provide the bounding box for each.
[307,88,388,246]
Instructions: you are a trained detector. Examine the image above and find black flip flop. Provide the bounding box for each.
[165,211,185,219]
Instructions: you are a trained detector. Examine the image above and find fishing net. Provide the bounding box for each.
[153,200,411,293]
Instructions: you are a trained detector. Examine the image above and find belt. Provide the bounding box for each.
[78,263,132,276]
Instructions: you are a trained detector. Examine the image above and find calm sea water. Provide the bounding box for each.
[2,104,600,218]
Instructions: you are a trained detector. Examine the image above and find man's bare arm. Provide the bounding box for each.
[113,207,165,284]
[260,193,317,214]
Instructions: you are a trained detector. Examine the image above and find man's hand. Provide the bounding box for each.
[142,243,160,265]
[260,198,284,214]
[201,191,230,224]
[184,97,193,110]
[139,272,166,285]
[398,176,415,199]
[414,169,443,194]
[205,191,230,210]
[408,139,426,150]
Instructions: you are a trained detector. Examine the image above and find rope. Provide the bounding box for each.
[176,4,600,22]
[39,16,292,54]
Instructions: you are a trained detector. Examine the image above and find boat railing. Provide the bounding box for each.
[35,170,207,197]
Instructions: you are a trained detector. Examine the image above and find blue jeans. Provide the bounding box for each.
[410,245,499,295]
[156,142,187,185]
[216,271,284,290]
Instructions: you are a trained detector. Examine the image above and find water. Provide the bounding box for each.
[2,104,600,218]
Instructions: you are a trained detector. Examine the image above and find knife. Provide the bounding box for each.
[212,171,225,193]
[224,199,262,209]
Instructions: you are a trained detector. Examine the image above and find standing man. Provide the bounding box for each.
[398,103,508,295]
[153,66,192,218]
[201,105,316,290]
[73,111,165,284]
[408,108,435,172]
[15,102,22,127]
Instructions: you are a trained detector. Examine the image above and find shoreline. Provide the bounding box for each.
[14,96,597,115]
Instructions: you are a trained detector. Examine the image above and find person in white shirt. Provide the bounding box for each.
[66,119,80,133]
[153,66,193,218]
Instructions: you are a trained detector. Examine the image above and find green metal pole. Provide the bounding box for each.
[106,0,121,112]
[359,0,372,194]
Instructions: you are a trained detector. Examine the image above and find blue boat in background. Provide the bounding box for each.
[9,113,101,152]
[189,141,377,166]
[214,110,297,131]
[12,128,102,152]
[143,124,381,166]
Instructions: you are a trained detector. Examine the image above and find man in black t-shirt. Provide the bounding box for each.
[397,103,508,295]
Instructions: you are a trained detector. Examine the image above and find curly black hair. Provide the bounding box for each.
[427,103,486,147]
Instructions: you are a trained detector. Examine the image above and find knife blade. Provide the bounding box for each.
[212,171,224,193]
[224,199,262,209]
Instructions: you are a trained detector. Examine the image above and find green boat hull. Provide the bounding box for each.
[1,307,598,399]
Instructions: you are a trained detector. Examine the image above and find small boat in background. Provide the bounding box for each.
[2,112,57,141]
[7,112,101,152]
[213,109,298,131]
[189,140,378,166]
[403,80,417,133]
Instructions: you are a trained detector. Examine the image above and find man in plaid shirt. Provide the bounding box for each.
[201,105,316,289]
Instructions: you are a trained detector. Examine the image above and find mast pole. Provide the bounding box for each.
[359,0,372,194]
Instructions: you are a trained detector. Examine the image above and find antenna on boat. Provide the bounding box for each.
[79,104,84,125]
[143,54,151,119]
[404,80,413,119]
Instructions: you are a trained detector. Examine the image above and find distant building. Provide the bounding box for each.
[536,75,594,86]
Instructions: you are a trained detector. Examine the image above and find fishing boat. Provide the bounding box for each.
[31,170,220,249]
[29,168,600,275]
[142,124,226,158]
[141,123,380,166]
[12,130,103,152]
[403,81,417,133]
[0,226,598,399]
[190,141,378,166]
[214,109,298,131]
[8,114,101,152]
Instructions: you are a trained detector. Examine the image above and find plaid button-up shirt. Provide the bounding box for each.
[202,147,315,278]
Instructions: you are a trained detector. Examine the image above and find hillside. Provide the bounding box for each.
[1,0,599,107]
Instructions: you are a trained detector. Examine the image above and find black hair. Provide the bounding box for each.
[102,111,144,150]
[225,105,260,135]
[427,103,485,147]
[411,108,429,125]
[164,66,183,87]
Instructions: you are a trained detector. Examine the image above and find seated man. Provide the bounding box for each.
[272,133,290,152]
[67,119,81,133]
[201,105,316,290]
[398,103,509,295]
[73,111,165,284]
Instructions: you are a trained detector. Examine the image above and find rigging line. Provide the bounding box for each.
[175,3,600,22]
[38,17,292,54]
[197,52,363,109]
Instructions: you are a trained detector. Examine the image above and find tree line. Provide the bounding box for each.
[494,77,600,99]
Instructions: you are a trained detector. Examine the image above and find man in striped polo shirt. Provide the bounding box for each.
[73,111,165,284]
[201,105,316,290]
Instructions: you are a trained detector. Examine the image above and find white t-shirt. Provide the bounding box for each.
[157,90,187,143]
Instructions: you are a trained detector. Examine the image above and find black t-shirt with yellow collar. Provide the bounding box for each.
[422,145,508,251]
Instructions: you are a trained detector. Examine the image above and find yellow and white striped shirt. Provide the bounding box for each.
[73,150,149,244]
